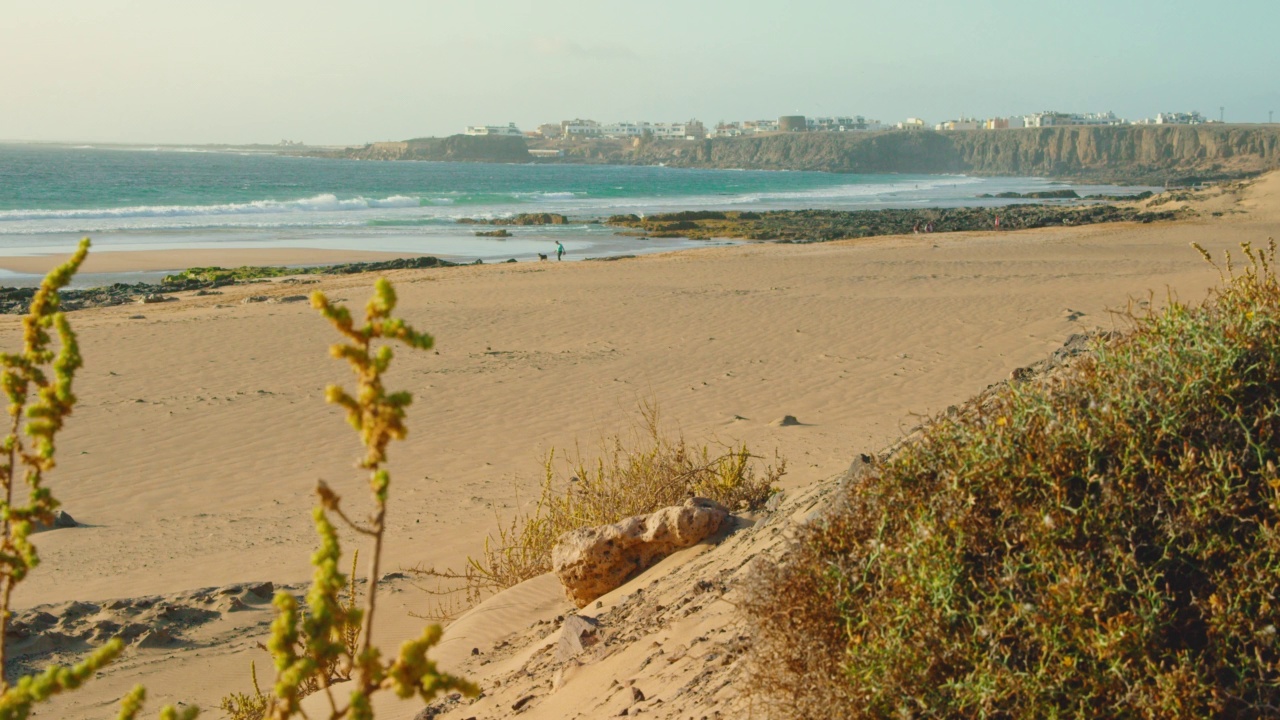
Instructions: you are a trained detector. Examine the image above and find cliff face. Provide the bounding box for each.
[631,132,964,174]
[330,127,1280,184]
[948,125,1280,183]
[631,126,1280,184]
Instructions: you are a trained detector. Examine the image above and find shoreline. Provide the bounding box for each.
[0,246,433,276]
[0,192,1178,286]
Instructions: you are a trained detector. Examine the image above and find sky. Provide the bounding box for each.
[3,0,1278,145]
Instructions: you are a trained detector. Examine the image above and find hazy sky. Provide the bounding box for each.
[4,0,1278,145]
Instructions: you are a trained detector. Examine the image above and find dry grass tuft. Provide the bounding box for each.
[746,240,1280,718]
[415,401,783,614]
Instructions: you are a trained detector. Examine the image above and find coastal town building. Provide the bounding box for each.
[561,119,602,137]
[464,123,523,137]
[935,117,982,131]
[535,123,563,138]
[1022,111,1125,128]
[1155,111,1207,125]
[490,106,1218,145]
[982,117,1026,129]
[558,119,706,140]
[778,115,808,132]
[711,119,784,137]
[712,122,745,138]
[808,116,881,132]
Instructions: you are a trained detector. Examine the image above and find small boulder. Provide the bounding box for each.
[556,614,600,663]
[551,498,729,608]
[135,628,175,648]
[770,415,801,427]
[247,581,274,599]
[33,509,77,532]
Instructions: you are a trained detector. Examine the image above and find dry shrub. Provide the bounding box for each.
[415,401,783,613]
[746,241,1280,717]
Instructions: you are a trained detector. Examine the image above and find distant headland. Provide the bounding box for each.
[304,123,1280,186]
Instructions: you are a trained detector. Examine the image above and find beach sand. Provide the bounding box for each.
[7,174,1280,717]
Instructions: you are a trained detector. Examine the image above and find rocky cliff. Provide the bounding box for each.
[338,134,531,163]
[627,125,1280,184]
[326,126,1280,185]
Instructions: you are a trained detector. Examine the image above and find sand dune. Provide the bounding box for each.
[6,176,1279,717]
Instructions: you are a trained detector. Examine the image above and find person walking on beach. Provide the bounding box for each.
[556,241,565,261]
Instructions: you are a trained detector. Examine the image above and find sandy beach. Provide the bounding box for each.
[6,176,1280,717]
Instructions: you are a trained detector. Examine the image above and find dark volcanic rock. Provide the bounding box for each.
[606,204,1186,243]
[458,213,570,226]
[0,256,459,315]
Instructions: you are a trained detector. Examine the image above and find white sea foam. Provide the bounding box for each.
[0,193,422,222]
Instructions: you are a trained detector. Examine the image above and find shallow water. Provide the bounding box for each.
[0,143,1155,265]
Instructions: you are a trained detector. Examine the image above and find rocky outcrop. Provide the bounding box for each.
[338,134,531,163]
[606,204,1186,242]
[457,213,569,226]
[0,256,458,315]
[551,498,730,608]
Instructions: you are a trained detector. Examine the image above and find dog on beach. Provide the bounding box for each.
[537,253,548,261]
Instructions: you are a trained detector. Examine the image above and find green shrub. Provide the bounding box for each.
[746,240,1280,718]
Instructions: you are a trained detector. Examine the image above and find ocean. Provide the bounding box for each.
[0,143,1153,278]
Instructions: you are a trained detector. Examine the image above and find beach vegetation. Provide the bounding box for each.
[223,279,476,719]
[744,240,1280,717]
[0,238,469,719]
[414,401,783,615]
[0,239,196,719]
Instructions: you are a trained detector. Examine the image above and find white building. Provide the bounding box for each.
[601,122,644,138]
[936,118,982,131]
[808,116,879,132]
[744,119,779,133]
[712,122,744,138]
[559,119,704,140]
[561,119,602,137]
[1155,111,1206,125]
[897,118,927,130]
[464,123,523,137]
[1023,111,1126,128]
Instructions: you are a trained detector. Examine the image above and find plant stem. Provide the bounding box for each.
[358,499,386,691]
[0,408,22,692]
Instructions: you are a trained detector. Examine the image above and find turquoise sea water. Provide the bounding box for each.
[0,144,1153,270]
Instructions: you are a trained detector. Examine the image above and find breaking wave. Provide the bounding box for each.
[0,194,423,222]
